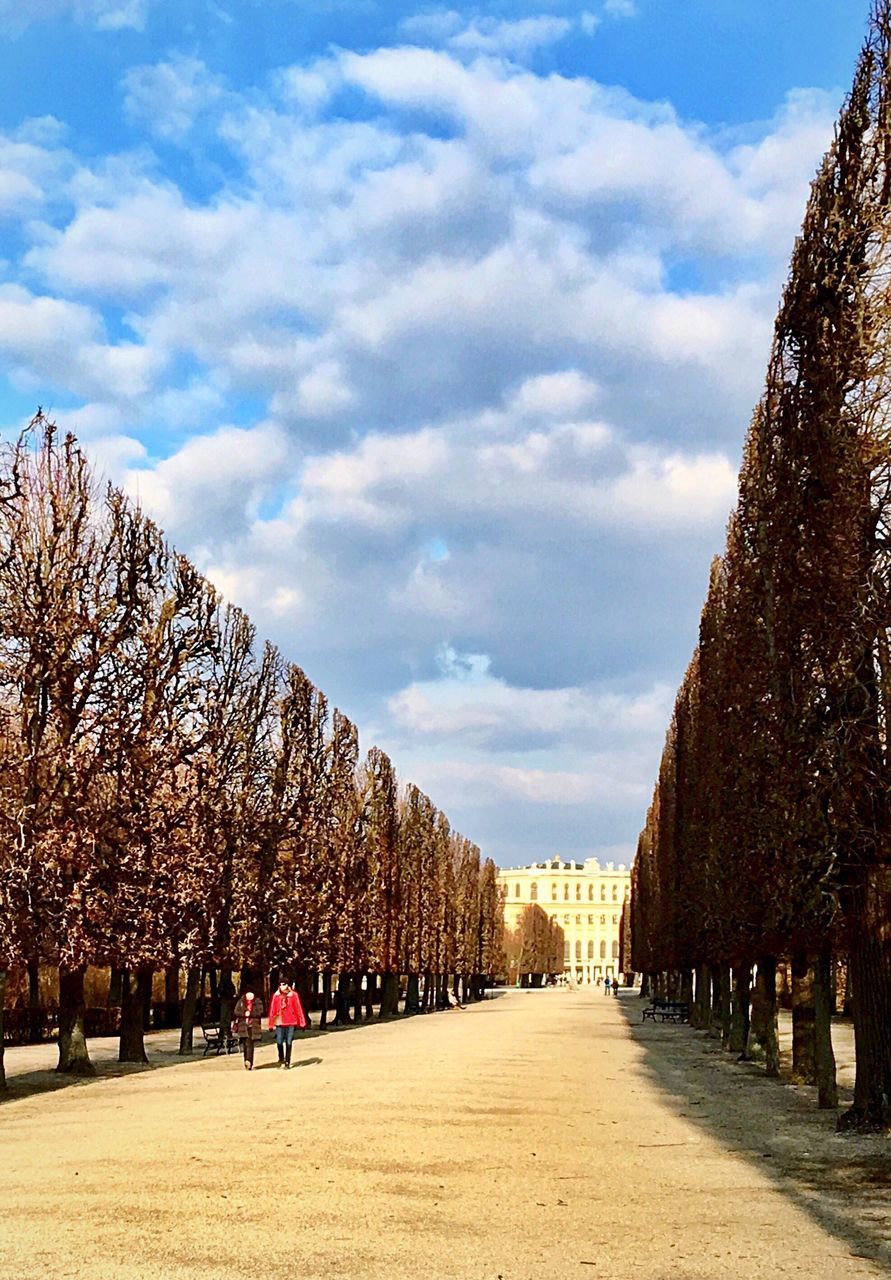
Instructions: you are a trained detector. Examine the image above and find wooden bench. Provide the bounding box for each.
[201,1023,239,1056]
[642,997,689,1024]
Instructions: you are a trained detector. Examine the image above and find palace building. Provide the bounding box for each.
[497,857,631,984]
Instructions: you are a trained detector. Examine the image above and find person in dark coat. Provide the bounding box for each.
[232,989,265,1070]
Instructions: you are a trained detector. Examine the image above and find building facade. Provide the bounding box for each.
[497,857,631,984]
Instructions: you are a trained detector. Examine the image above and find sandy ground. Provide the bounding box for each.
[0,988,889,1280]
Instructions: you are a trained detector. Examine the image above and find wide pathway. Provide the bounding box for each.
[0,988,887,1279]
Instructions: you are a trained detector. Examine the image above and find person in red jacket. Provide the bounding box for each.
[267,979,307,1068]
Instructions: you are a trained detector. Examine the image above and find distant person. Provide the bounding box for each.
[604,975,611,995]
[268,979,307,1069]
[613,975,621,996]
[232,988,265,1070]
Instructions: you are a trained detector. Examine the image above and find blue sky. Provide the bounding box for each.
[0,0,873,867]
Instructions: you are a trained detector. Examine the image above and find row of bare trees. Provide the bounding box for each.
[503,904,564,984]
[0,416,504,1089]
[629,0,891,1131]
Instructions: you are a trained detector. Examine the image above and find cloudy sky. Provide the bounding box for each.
[0,0,871,868]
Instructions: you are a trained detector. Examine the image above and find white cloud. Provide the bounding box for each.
[122,56,227,142]
[399,11,464,42]
[124,421,291,540]
[511,370,600,418]
[600,446,738,530]
[604,0,637,18]
[0,119,73,217]
[447,16,573,60]
[0,284,159,402]
[414,757,648,808]
[295,360,355,418]
[0,0,152,33]
[288,385,733,538]
[389,650,673,749]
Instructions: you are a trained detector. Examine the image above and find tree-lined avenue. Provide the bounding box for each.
[0,989,886,1280]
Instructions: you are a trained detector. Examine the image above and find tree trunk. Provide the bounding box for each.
[680,969,694,1009]
[320,970,331,1029]
[693,964,711,1030]
[364,972,375,1021]
[719,967,732,1048]
[730,963,751,1057]
[814,948,838,1109]
[0,969,7,1090]
[709,967,722,1036]
[108,965,123,1009]
[752,957,780,1078]
[27,959,43,1043]
[142,969,153,1030]
[791,951,817,1085]
[164,963,181,1029]
[57,966,94,1075]
[208,966,219,1017]
[218,969,236,1042]
[839,868,891,1131]
[379,972,399,1018]
[405,973,421,1014]
[119,969,150,1063]
[178,966,201,1054]
[333,972,352,1025]
[639,972,651,999]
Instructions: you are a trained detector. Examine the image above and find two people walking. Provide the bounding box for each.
[232,978,308,1070]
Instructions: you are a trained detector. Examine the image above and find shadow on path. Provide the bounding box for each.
[617,992,891,1270]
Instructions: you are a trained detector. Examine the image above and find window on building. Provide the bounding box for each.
[575,914,581,925]
[612,885,618,901]
[601,885,606,901]
[551,913,557,922]
[515,884,521,898]
[600,940,607,959]
[563,914,569,924]
[588,884,594,901]
[575,883,581,900]
[530,882,538,901]
[564,941,570,963]
[588,914,593,924]
[587,941,594,959]
[575,941,582,960]
[612,941,619,959]
[600,915,606,925]
[612,915,618,925]
[552,883,558,900]
[564,884,570,900]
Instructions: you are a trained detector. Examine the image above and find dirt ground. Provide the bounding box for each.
[0,987,888,1280]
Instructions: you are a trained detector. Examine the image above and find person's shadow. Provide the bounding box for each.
[254,1056,322,1070]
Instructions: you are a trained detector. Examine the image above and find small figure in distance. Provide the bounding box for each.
[232,987,265,1071]
[604,975,611,996]
[613,974,621,996]
[268,978,308,1069]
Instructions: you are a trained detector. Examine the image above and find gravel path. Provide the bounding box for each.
[0,988,888,1279]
